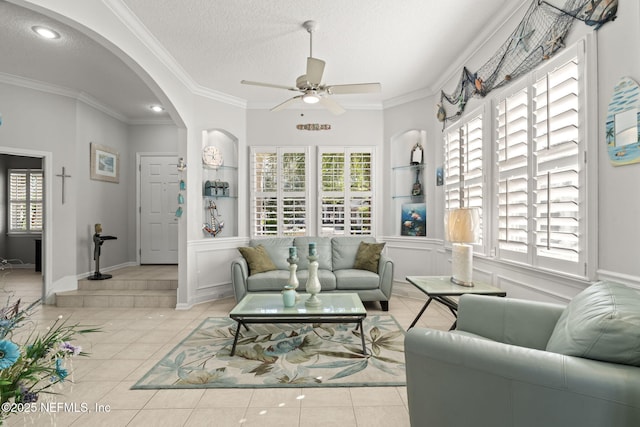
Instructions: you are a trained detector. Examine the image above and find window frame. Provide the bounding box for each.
[317,146,376,237]
[249,146,310,238]
[8,168,43,235]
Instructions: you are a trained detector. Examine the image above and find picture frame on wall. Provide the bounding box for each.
[401,203,426,236]
[90,142,120,183]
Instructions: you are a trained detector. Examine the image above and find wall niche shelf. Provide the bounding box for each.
[202,129,238,238]
[391,129,428,237]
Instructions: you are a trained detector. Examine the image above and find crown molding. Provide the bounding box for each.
[383,87,434,109]
[0,72,178,125]
[103,0,247,109]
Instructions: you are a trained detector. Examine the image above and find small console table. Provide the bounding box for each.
[406,276,506,330]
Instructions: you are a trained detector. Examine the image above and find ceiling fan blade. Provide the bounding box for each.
[241,80,298,91]
[326,82,381,95]
[306,57,325,86]
[319,96,346,115]
[271,96,302,112]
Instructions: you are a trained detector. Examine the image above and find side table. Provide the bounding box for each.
[406,276,506,330]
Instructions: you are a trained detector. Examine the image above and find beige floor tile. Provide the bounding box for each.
[241,407,300,427]
[100,381,157,410]
[299,388,353,407]
[299,406,357,427]
[144,389,205,409]
[70,409,138,426]
[349,387,404,407]
[127,408,193,427]
[185,407,247,427]
[197,388,255,408]
[248,388,304,408]
[353,405,410,427]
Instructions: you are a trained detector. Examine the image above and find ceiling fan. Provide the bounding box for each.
[241,20,381,115]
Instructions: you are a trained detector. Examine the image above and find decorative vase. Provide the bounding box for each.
[282,285,296,307]
[305,256,322,307]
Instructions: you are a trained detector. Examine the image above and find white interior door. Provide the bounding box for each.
[140,155,179,264]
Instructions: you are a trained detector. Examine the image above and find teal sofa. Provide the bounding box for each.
[405,282,640,427]
[231,236,393,310]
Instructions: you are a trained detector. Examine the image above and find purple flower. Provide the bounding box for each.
[59,341,81,356]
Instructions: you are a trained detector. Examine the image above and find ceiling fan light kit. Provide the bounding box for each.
[240,20,381,114]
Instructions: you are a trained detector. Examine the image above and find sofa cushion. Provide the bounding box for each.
[546,281,640,366]
[297,269,337,291]
[335,269,379,290]
[247,270,290,292]
[238,245,277,276]
[293,237,332,271]
[354,241,386,273]
[250,238,293,270]
[331,236,376,271]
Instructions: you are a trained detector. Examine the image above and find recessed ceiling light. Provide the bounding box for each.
[150,105,165,113]
[32,26,60,40]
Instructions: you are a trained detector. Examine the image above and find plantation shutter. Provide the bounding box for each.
[319,147,374,236]
[444,113,484,246]
[250,147,308,237]
[9,169,43,232]
[533,58,580,263]
[497,88,529,260]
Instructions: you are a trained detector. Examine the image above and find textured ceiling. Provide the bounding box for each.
[0,0,527,121]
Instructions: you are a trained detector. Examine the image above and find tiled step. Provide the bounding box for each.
[55,289,177,308]
[55,265,178,308]
[77,278,177,291]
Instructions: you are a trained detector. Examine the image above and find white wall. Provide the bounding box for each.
[0,82,76,294]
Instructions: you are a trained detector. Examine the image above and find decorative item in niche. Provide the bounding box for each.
[606,76,640,166]
[202,145,223,168]
[436,166,444,186]
[401,203,426,237]
[90,142,119,183]
[296,123,331,131]
[410,141,423,165]
[437,0,617,125]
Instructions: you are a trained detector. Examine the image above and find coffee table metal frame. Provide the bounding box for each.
[405,276,506,330]
[229,293,368,356]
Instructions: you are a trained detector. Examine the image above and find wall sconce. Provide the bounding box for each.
[445,208,480,286]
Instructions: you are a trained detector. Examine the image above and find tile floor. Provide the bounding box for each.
[1,267,454,427]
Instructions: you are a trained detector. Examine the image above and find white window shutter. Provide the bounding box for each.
[533,58,580,263]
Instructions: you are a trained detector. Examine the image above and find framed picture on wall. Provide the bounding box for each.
[401,203,426,236]
[90,142,119,183]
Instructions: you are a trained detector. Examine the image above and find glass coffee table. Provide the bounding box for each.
[406,276,506,330]
[229,293,367,356]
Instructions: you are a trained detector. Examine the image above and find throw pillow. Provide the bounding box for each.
[353,242,385,273]
[546,281,640,366]
[237,245,277,276]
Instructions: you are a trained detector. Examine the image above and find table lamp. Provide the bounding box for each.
[445,208,479,286]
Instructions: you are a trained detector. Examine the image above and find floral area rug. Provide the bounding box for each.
[132,315,405,389]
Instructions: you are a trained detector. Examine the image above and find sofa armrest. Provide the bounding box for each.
[405,328,640,427]
[457,294,565,350]
[230,256,249,302]
[377,254,394,300]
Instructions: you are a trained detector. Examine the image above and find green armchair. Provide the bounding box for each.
[405,283,640,427]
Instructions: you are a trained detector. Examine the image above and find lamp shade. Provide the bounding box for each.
[445,208,479,244]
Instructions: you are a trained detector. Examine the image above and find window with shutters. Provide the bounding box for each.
[250,147,309,237]
[444,112,484,250]
[9,169,43,234]
[319,147,374,236]
[495,49,585,275]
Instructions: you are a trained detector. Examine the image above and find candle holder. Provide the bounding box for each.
[286,256,300,300]
[305,255,322,307]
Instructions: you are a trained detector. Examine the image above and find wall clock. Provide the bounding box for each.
[202,146,223,168]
